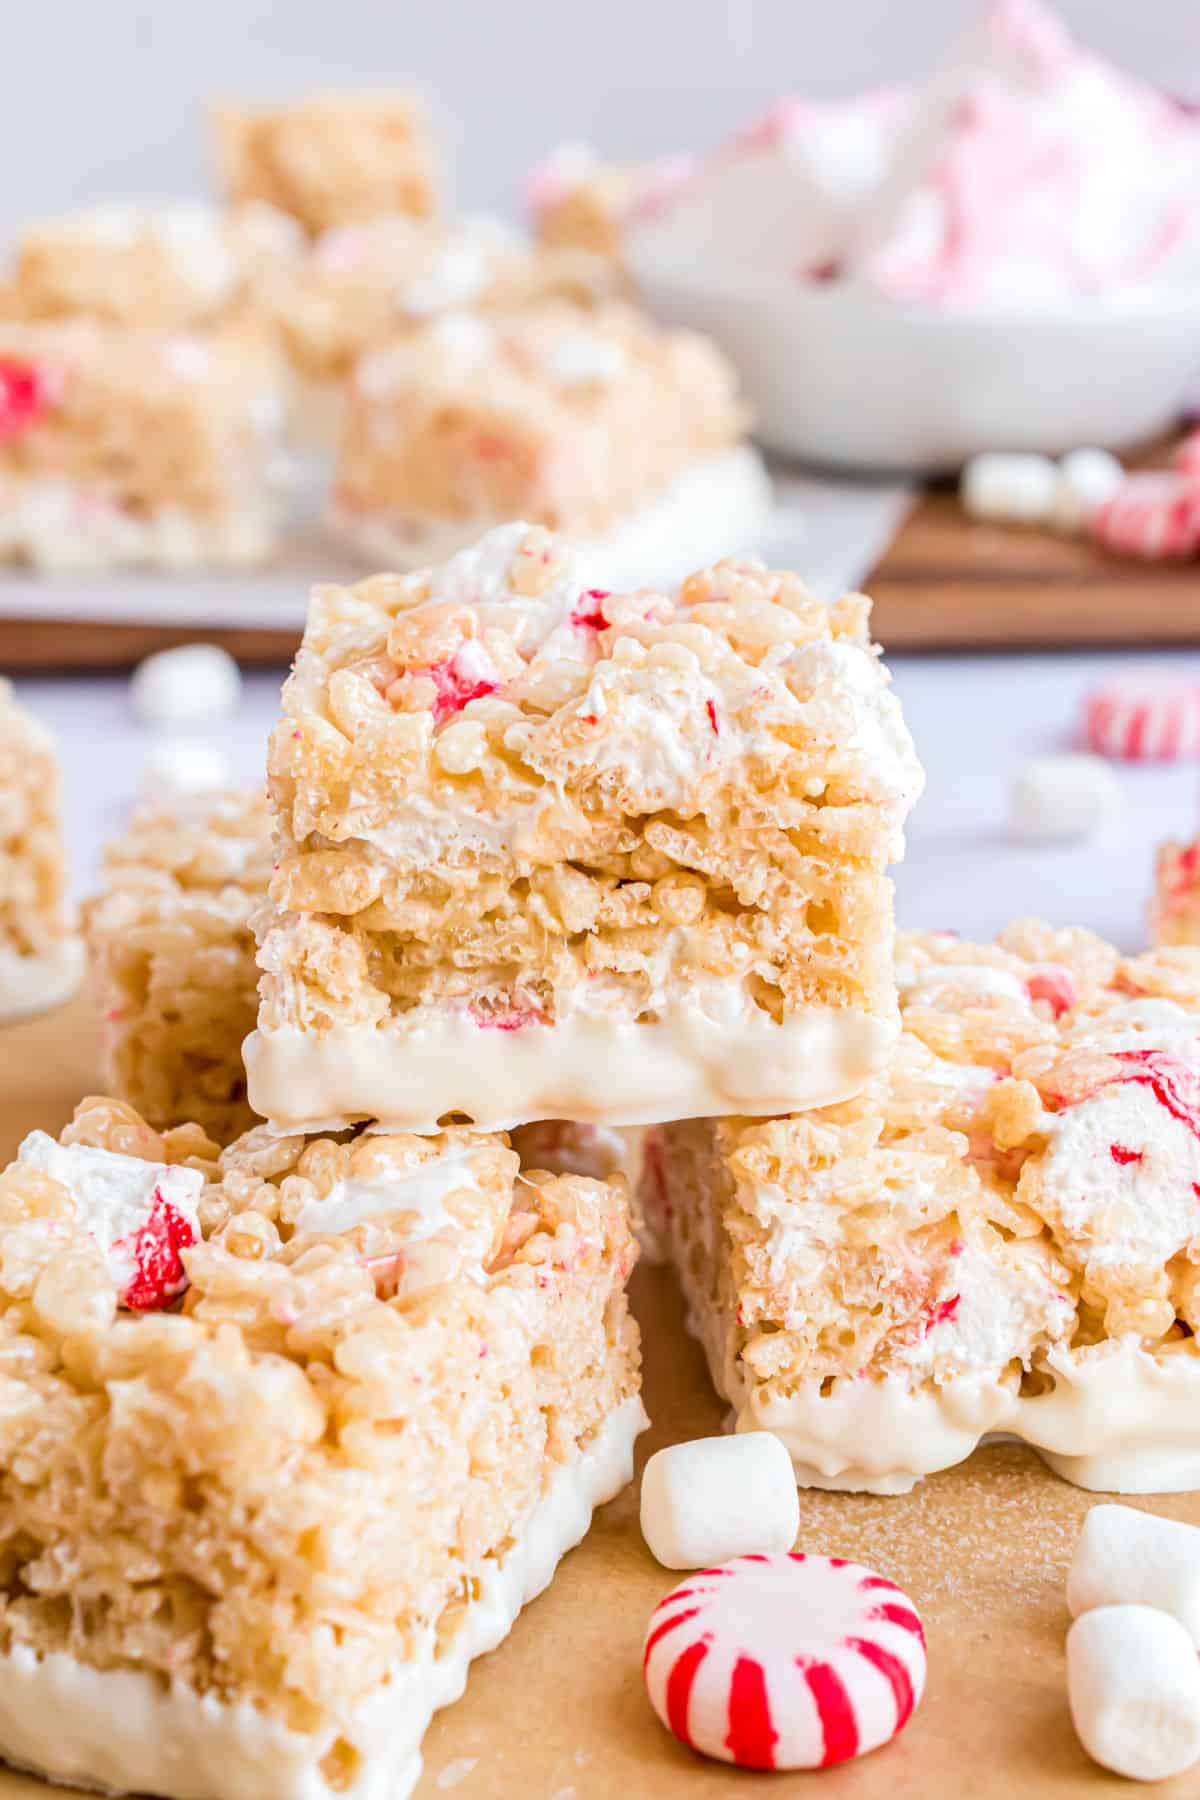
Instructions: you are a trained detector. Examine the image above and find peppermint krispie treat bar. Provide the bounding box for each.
[646,921,1200,1495]
[1151,837,1200,947]
[8,202,301,331]
[0,680,82,1020]
[273,214,614,440]
[84,789,272,1143]
[212,92,439,236]
[247,523,923,1134]
[0,1096,642,1799]
[0,320,287,570]
[527,142,693,260]
[329,301,771,588]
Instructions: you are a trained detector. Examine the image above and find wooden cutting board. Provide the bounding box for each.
[867,485,1200,652]
[1,990,1200,1798]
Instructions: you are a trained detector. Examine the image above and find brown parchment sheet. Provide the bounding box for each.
[0,991,1195,1798]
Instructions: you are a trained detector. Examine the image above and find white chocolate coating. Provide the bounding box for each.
[245,997,897,1135]
[0,936,84,1024]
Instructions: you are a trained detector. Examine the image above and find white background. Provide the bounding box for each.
[1,0,1198,242]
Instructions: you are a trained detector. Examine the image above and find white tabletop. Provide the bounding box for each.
[14,643,1200,955]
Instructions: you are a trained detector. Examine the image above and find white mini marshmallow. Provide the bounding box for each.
[639,1431,799,1570]
[1009,754,1121,841]
[1052,447,1125,533]
[1067,1605,1200,1782]
[130,644,242,727]
[1069,1505,1200,1647]
[140,738,233,800]
[961,452,1057,525]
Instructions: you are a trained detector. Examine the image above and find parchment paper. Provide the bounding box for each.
[0,993,1184,1798]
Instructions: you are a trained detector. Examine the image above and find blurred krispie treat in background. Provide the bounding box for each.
[0,320,288,570]
[0,1095,642,1798]
[646,921,1200,1495]
[7,202,302,331]
[526,141,695,260]
[85,788,272,1144]
[0,681,82,1021]
[328,301,771,587]
[272,213,617,438]
[1151,838,1200,947]
[212,91,440,237]
[246,523,923,1135]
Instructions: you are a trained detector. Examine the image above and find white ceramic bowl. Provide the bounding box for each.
[628,241,1200,474]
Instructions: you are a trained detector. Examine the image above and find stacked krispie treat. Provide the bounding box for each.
[646,921,1200,1494]
[0,680,82,1019]
[245,523,923,1133]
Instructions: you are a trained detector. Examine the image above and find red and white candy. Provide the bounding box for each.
[1083,679,1200,761]
[1088,472,1200,561]
[643,1552,926,1771]
[17,1131,201,1311]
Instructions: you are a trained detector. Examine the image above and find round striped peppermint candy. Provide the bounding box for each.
[1084,681,1200,761]
[642,1552,926,1771]
[1089,473,1200,561]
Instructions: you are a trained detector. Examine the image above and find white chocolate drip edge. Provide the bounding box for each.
[0,937,84,1024]
[244,1002,897,1135]
[678,1255,1200,1496]
[325,444,773,594]
[0,1395,647,1800]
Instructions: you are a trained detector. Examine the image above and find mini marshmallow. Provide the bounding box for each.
[140,738,233,800]
[1068,1505,1200,1647]
[961,453,1057,526]
[1067,1605,1200,1782]
[639,1430,799,1570]
[131,644,242,727]
[1052,448,1125,534]
[1009,754,1120,841]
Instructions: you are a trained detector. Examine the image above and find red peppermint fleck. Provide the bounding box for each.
[1026,964,1077,1020]
[117,1189,196,1311]
[472,431,510,461]
[469,999,546,1031]
[0,358,52,441]
[428,648,500,725]
[1169,841,1200,898]
[705,699,720,735]
[923,1294,961,1334]
[1110,1143,1143,1166]
[1111,1050,1200,1144]
[569,588,611,632]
